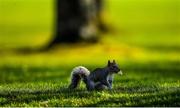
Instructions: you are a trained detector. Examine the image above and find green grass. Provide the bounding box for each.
[0,0,180,107]
[0,61,179,106]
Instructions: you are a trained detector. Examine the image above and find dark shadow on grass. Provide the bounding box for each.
[0,42,97,55]
[85,90,180,107]
[0,87,94,106]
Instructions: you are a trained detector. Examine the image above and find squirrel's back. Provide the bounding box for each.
[89,68,108,82]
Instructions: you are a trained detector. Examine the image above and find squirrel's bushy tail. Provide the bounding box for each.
[68,66,90,89]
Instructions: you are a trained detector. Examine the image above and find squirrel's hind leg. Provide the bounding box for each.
[82,77,95,91]
[94,82,107,90]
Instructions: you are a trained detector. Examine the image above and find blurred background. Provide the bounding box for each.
[0,0,180,83]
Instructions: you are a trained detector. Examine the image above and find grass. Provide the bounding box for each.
[0,69,179,106]
[0,0,180,107]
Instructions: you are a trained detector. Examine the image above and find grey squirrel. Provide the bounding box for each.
[68,60,122,91]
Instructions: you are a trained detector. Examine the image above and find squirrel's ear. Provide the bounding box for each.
[108,60,111,66]
[113,60,116,63]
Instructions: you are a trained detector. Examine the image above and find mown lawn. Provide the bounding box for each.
[0,61,180,106]
[0,0,180,107]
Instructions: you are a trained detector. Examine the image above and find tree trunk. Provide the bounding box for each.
[46,0,104,49]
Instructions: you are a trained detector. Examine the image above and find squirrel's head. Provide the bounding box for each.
[107,60,122,75]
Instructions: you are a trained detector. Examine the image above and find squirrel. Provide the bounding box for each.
[68,60,123,91]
